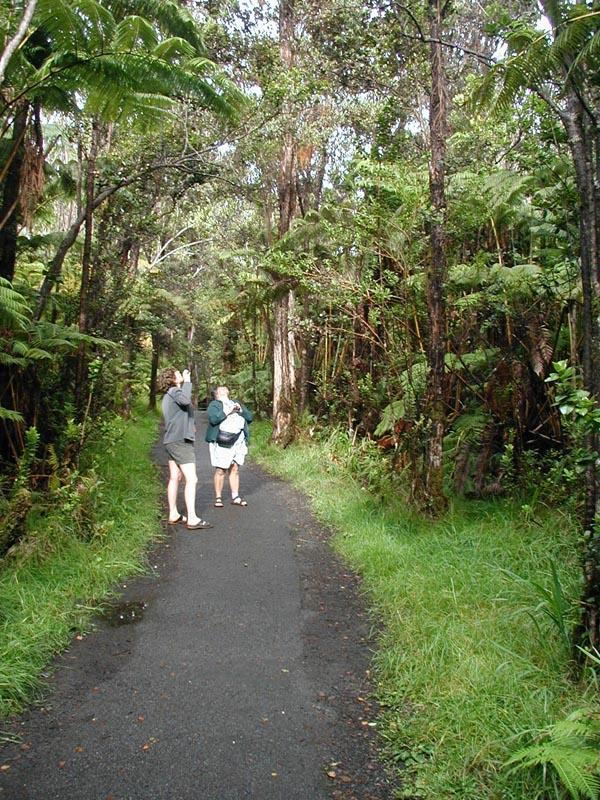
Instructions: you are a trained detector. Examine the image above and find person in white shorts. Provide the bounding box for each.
[205,385,253,507]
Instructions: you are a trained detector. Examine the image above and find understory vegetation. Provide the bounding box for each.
[3,0,600,797]
[252,421,600,800]
[0,405,163,722]
[0,407,598,799]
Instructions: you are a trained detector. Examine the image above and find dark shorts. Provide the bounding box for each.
[165,440,196,465]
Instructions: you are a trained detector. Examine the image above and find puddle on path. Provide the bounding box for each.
[101,600,147,626]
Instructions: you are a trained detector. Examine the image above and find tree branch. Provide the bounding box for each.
[0,0,37,86]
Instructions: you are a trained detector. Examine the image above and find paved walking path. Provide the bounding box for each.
[0,412,392,799]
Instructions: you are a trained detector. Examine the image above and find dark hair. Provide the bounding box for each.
[158,367,178,394]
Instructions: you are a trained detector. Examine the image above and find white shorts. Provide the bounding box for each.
[209,438,248,469]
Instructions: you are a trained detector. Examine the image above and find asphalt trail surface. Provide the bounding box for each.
[0,412,396,800]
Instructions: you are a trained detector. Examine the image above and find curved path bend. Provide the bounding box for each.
[0,412,395,800]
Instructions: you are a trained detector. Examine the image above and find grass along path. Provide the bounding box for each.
[0,407,164,721]
[0,409,594,798]
[250,421,591,800]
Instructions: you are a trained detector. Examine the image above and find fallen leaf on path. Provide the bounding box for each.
[141,738,159,751]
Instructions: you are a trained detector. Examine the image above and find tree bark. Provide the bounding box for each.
[423,0,449,514]
[272,286,296,442]
[0,0,37,85]
[271,0,298,445]
[562,96,600,652]
[0,103,28,282]
[535,0,600,655]
[33,177,140,321]
[75,120,101,412]
[148,333,161,411]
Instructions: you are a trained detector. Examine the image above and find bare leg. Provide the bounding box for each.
[214,468,226,500]
[228,463,240,499]
[167,460,183,521]
[179,461,200,525]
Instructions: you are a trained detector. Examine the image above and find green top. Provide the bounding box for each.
[205,399,253,443]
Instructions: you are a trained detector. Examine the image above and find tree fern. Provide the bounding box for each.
[471,21,554,115]
[0,278,30,330]
[4,0,244,124]
[107,0,206,53]
[34,0,116,53]
[113,15,160,52]
[505,709,600,800]
[552,6,600,66]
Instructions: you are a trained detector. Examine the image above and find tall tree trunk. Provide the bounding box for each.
[75,120,101,413]
[271,0,298,445]
[148,333,161,411]
[0,103,28,282]
[563,92,600,654]
[297,294,315,417]
[423,0,449,514]
[0,104,28,462]
[536,0,600,655]
[272,286,296,440]
[33,181,128,320]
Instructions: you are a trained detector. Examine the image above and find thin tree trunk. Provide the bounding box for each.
[297,294,315,417]
[148,333,161,411]
[0,0,37,85]
[271,0,298,444]
[423,0,449,514]
[75,120,101,412]
[272,287,296,442]
[33,180,135,320]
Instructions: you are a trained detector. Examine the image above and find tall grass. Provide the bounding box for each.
[0,407,163,719]
[251,421,590,800]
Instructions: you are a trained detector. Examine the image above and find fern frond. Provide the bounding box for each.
[0,352,27,368]
[36,0,116,52]
[470,22,553,115]
[505,709,600,800]
[482,170,535,215]
[0,408,25,423]
[27,321,116,353]
[152,36,197,61]
[106,0,205,52]
[553,6,600,62]
[113,16,159,52]
[0,278,31,330]
[374,400,407,437]
[11,340,53,359]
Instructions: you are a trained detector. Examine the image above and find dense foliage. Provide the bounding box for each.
[2,0,600,796]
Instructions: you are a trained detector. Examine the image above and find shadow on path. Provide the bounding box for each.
[0,412,397,799]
